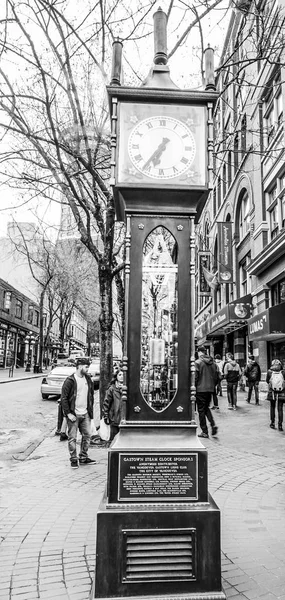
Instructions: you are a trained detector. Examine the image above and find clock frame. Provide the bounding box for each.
[107,85,218,220]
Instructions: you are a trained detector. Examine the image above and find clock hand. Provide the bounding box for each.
[143,137,170,170]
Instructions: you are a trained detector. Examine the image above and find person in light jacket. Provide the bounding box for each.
[266,359,285,431]
[102,370,123,441]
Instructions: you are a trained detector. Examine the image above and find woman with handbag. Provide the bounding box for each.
[102,370,123,441]
[266,359,285,431]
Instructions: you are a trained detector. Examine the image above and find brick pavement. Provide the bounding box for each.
[0,390,285,600]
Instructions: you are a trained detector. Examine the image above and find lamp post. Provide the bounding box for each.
[24,332,36,372]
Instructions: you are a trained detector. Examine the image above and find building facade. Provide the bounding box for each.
[195,0,285,378]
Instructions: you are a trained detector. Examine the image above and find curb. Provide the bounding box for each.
[0,374,45,384]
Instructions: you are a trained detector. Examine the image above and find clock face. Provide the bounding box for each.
[128,116,196,180]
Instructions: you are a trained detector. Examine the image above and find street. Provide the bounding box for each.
[0,387,285,599]
[0,378,57,462]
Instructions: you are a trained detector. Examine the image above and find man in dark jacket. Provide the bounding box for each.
[195,346,219,438]
[61,357,96,468]
[244,355,261,404]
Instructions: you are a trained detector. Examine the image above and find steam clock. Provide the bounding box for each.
[92,9,225,600]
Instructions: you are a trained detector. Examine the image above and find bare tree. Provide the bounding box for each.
[0,0,229,398]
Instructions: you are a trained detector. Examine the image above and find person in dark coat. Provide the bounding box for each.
[61,357,95,468]
[102,370,123,441]
[266,359,285,431]
[244,355,261,404]
[224,353,241,410]
[195,346,219,439]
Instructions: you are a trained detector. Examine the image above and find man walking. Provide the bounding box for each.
[244,355,261,405]
[195,346,219,439]
[61,357,96,469]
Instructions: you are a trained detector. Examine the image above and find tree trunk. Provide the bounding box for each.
[98,264,114,413]
[38,289,45,372]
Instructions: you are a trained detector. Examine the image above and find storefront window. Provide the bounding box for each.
[0,328,5,367]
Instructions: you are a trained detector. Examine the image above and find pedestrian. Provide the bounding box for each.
[102,369,123,442]
[224,353,241,410]
[195,346,219,438]
[61,357,96,469]
[212,354,224,409]
[266,359,285,431]
[244,355,261,404]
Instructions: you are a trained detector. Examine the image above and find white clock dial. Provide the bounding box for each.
[128,115,196,180]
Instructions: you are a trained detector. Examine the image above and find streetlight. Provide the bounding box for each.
[24,332,36,372]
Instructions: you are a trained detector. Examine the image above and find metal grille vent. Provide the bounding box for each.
[123,529,196,582]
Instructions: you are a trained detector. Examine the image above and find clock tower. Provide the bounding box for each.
[92,8,225,600]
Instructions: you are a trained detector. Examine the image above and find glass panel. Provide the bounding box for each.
[140,226,178,412]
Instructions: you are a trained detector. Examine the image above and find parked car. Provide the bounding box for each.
[41,365,76,400]
[68,349,85,363]
[88,358,100,388]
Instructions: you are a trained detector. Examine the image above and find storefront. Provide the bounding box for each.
[248,303,285,368]
[195,295,252,363]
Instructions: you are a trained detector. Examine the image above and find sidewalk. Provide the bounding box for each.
[0,367,47,384]
[0,390,285,599]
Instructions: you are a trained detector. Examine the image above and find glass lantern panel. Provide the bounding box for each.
[140,226,178,412]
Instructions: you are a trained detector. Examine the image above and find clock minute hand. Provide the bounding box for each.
[143,137,170,170]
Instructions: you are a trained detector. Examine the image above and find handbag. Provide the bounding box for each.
[99,418,111,441]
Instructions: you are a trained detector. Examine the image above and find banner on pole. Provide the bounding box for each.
[217,222,233,283]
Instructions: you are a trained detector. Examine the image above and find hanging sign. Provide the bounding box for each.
[217,222,233,283]
[198,251,211,296]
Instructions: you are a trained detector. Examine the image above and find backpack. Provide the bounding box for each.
[270,371,285,392]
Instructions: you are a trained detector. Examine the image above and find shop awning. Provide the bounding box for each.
[195,295,252,343]
[248,303,285,341]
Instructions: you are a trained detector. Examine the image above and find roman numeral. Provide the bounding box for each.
[159,120,166,126]
[146,122,153,129]
[134,154,143,162]
[182,134,189,139]
[132,144,139,149]
[143,165,152,173]
[180,157,188,164]
[159,169,164,176]
[173,166,178,174]
[185,146,192,151]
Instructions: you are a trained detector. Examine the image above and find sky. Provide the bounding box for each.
[0,0,230,238]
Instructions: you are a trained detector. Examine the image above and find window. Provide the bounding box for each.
[217,176,221,209]
[239,191,250,240]
[272,278,285,305]
[28,305,33,324]
[43,313,47,329]
[263,71,283,147]
[227,151,232,187]
[34,310,39,327]
[281,196,285,228]
[269,204,279,239]
[15,299,22,319]
[234,133,239,173]
[239,255,251,296]
[222,164,227,197]
[3,291,11,313]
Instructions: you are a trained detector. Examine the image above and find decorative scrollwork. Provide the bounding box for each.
[133,405,141,413]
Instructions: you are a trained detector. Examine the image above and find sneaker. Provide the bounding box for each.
[228,406,233,410]
[278,424,283,431]
[212,406,219,410]
[212,425,218,436]
[79,457,96,465]
[255,402,260,405]
[246,399,250,403]
[60,433,68,441]
[198,432,209,438]
[233,406,237,411]
[54,430,61,436]
[71,460,79,469]
[270,423,276,429]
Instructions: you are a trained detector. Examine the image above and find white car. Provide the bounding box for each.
[41,365,76,400]
[88,358,100,389]
[68,349,85,363]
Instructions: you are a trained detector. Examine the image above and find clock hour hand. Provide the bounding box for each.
[143,137,170,170]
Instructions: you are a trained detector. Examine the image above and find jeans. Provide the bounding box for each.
[196,392,215,434]
[247,382,259,403]
[67,413,91,462]
[270,398,283,425]
[227,382,238,407]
